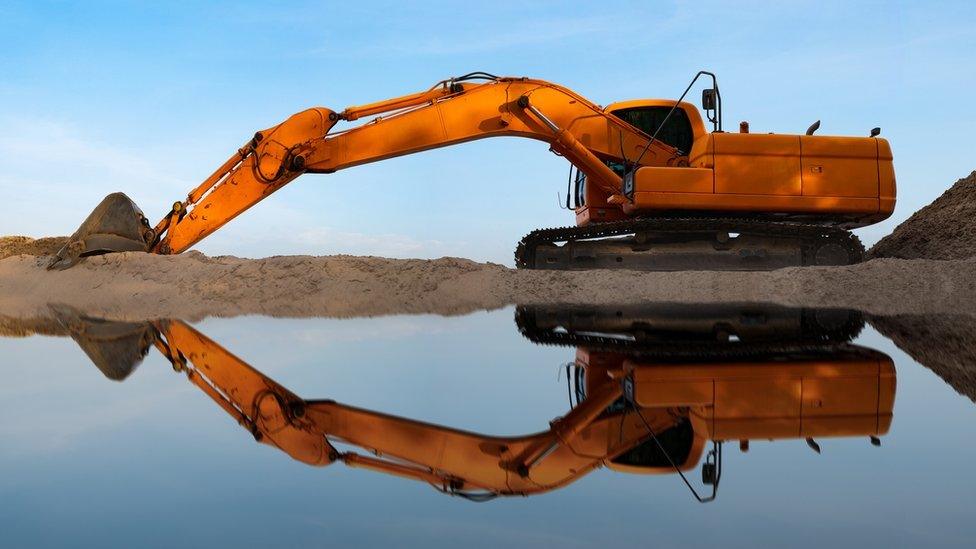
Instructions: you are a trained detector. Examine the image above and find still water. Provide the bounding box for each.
[1,304,974,548]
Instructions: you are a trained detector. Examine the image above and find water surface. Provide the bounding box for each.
[1,304,973,548]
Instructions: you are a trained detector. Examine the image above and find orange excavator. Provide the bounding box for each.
[51,71,895,271]
[47,303,895,502]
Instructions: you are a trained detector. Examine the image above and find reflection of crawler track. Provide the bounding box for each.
[515,217,865,271]
[515,303,866,359]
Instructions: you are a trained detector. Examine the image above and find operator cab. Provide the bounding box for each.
[572,361,706,476]
[608,101,700,156]
[571,100,708,207]
[609,417,697,469]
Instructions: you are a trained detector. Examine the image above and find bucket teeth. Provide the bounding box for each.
[48,192,154,270]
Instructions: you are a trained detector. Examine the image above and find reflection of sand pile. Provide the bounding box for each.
[0,315,64,338]
[0,236,68,260]
[870,315,976,403]
[1,249,975,320]
[870,171,976,260]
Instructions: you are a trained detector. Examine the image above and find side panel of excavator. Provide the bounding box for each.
[627,355,896,440]
[625,133,896,224]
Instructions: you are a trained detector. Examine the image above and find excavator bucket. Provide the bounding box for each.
[48,192,154,270]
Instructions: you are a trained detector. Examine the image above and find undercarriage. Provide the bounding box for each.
[514,303,866,357]
[515,217,864,271]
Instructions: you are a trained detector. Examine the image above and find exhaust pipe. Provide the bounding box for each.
[48,192,155,270]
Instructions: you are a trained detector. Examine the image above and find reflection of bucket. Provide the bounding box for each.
[48,304,155,381]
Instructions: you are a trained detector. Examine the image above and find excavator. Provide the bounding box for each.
[50,71,896,271]
[40,303,895,502]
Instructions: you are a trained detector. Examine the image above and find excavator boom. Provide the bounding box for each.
[151,318,670,497]
[156,76,678,255]
[49,74,676,269]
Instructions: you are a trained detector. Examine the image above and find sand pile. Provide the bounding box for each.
[869,171,976,260]
[1,248,975,320]
[0,236,68,260]
[870,314,976,403]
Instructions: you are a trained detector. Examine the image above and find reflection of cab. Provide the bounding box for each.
[575,348,896,474]
[522,303,895,501]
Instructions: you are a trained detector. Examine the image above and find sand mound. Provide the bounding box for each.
[870,314,976,403]
[0,236,68,260]
[1,251,975,321]
[869,171,976,260]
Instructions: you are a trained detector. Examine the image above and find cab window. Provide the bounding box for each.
[610,418,694,468]
[612,106,694,155]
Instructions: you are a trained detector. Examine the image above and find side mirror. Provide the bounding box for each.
[702,462,717,485]
[701,88,717,111]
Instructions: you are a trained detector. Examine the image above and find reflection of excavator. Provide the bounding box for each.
[52,71,895,271]
[47,303,895,502]
[518,303,895,499]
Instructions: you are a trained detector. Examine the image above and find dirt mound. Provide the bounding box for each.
[869,171,976,260]
[870,314,976,403]
[0,236,68,260]
[1,251,975,321]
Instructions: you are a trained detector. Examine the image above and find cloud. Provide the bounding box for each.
[283,317,459,347]
[0,116,183,191]
[294,226,452,257]
[195,203,471,259]
[0,116,189,236]
[0,380,191,458]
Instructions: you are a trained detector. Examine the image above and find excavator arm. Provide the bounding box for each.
[156,75,677,255]
[47,74,679,268]
[150,318,680,498]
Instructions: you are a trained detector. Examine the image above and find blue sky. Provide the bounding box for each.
[1,1,973,264]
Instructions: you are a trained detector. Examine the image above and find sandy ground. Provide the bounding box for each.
[1,249,974,320]
[0,235,68,259]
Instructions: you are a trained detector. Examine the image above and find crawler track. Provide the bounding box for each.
[515,217,864,270]
[514,303,867,359]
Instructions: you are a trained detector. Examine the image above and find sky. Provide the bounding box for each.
[0,0,974,265]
